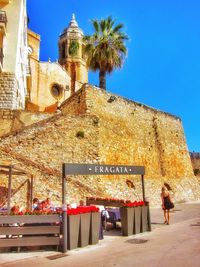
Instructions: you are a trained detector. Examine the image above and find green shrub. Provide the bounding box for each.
[194,169,200,176]
[76,130,84,138]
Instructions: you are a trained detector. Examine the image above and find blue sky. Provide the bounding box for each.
[27,0,200,152]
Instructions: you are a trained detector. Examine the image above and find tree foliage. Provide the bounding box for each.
[84,16,128,90]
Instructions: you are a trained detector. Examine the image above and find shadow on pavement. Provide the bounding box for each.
[125,239,148,244]
[171,209,182,212]
[191,222,200,227]
[46,254,69,260]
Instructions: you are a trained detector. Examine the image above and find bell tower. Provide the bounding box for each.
[58,14,88,94]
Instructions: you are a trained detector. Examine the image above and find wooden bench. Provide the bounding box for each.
[0,214,61,250]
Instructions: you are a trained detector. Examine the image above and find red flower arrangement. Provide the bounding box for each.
[122,200,145,207]
[5,206,99,216]
[8,209,58,216]
[87,196,131,203]
[67,206,99,215]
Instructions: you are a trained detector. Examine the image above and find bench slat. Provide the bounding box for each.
[0,215,60,224]
[0,236,60,247]
[0,226,60,235]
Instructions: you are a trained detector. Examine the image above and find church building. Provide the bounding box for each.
[0,0,87,112]
[26,14,88,112]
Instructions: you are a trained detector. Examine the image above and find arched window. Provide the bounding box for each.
[28,46,33,55]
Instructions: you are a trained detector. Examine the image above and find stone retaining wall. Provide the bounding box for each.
[0,85,199,207]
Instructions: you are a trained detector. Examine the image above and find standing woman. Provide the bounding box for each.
[161,186,174,225]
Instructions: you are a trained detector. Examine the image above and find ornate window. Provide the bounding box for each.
[50,84,63,100]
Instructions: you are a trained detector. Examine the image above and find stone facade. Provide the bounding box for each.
[0,109,13,137]
[0,109,52,137]
[190,152,200,176]
[0,72,19,109]
[83,86,193,179]
[0,85,199,208]
[0,113,100,206]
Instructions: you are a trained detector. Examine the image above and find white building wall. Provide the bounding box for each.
[1,0,28,109]
[15,0,28,108]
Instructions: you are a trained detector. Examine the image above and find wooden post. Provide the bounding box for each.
[62,164,67,253]
[30,175,33,210]
[141,174,145,202]
[27,179,31,210]
[7,165,12,214]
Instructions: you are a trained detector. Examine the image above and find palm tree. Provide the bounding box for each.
[84,16,128,90]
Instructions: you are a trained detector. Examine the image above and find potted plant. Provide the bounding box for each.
[134,202,143,234]
[141,202,148,232]
[89,206,101,245]
[120,204,134,236]
[67,209,80,250]
[78,208,91,247]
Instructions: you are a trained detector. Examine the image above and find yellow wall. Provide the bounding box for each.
[27,29,72,111]
[27,60,71,111]
[0,0,9,9]
[61,85,194,180]
[28,29,40,60]
[36,62,71,110]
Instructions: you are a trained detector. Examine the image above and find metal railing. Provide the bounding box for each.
[0,10,7,26]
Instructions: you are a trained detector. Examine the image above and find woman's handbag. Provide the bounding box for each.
[169,201,174,209]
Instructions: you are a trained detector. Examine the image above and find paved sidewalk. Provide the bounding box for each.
[0,202,200,267]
